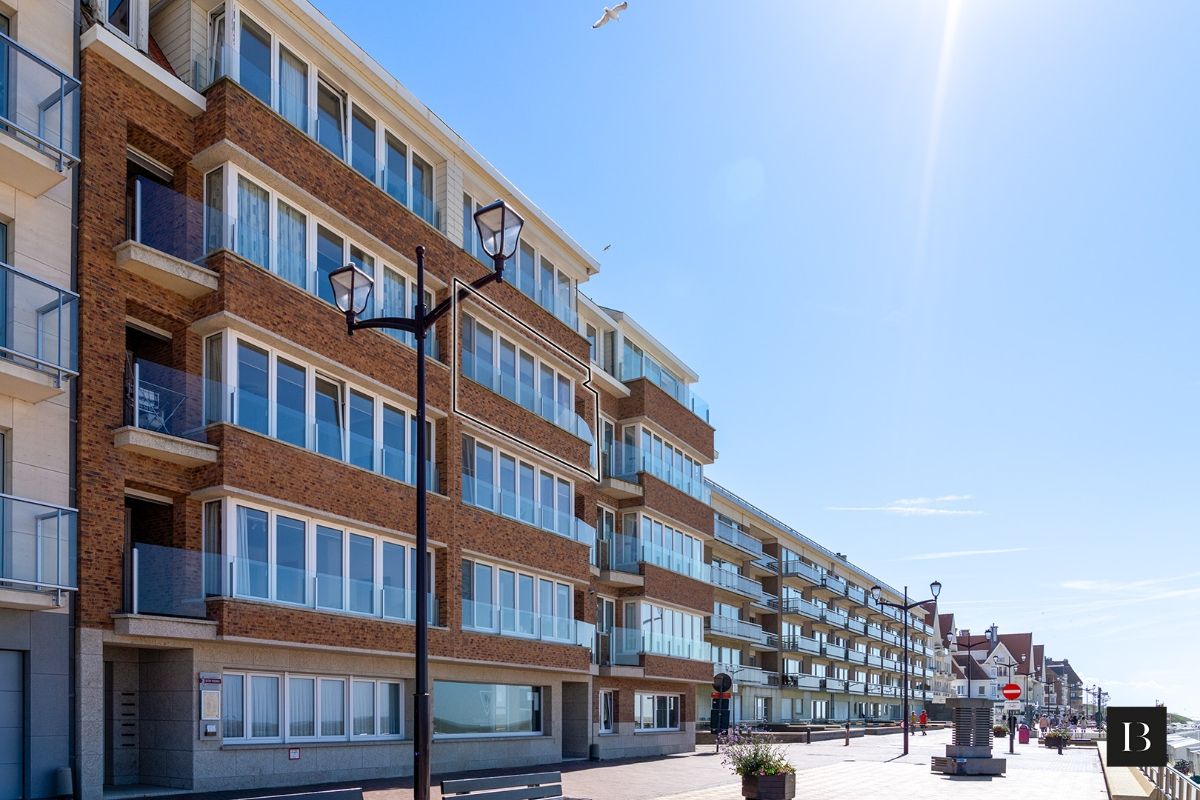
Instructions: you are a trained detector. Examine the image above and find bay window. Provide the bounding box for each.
[239,14,272,105]
[277,47,308,130]
[462,435,578,540]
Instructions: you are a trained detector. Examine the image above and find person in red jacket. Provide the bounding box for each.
[919,709,929,735]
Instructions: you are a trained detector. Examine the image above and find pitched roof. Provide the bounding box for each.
[952,653,992,681]
[996,632,1035,675]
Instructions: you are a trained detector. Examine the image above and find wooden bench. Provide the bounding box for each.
[440,771,563,800]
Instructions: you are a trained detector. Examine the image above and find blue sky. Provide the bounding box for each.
[313,1,1200,715]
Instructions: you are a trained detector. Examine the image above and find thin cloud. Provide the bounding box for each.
[902,547,1031,561]
[826,505,982,517]
[892,494,973,506]
[1060,572,1200,593]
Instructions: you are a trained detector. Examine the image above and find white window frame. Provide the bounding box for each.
[222,670,403,743]
[461,434,575,536]
[460,556,574,643]
[633,692,680,733]
[599,689,614,735]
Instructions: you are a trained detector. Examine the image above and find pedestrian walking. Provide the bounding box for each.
[1039,714,1050,739]
[919,709,928,735]
[910,710,918,730]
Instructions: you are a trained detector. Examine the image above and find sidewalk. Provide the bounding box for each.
[362,729,1110,800]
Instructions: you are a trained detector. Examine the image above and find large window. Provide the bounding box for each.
[460,558,574,642]
[219,499,433,623]
[461,435,579,540]
[618,511,705,580]
[633,425,705,500]
[206,331,435,485]
[624,600,707,661]
[239,14,272,105]
[316,77,346,158]
[634,693,680,732]
[223,670,402,742]
[433,681,541,738]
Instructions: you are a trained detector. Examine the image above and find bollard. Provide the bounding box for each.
[1009,727,1015,755]
[1057,738,1063,756]
[806,728,811,745]
[844,721,850,747]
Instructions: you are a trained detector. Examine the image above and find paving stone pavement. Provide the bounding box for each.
[362,728,1109,800]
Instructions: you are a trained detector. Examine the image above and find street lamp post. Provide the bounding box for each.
[870,580,941,756]
[947,631,991,704]
[328,199,524,800]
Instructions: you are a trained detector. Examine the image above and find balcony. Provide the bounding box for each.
[822,643,848,660]
[114,358,219,465]
[597,533,709,582]
[781,597,821,619]
[706,614,769,645]
[780,559,821,583]
[713,518,765,558]
[867,654,883,668]
[710,565,764,600]
[782,635,821,655]
[847,618,866,634]
[714,663,769,687]
[848,680,866,693]
[821,574,848,595]
[469,485,597,552]
[882,657,899,671]
[882,630,901,645]
[618,356,709,424]
[600,627,711,666]
[598,441,642,499]
[822,678,847,692]
[462,351,594,443]
[781,673,821,690]
[846,585,867,604]
[848,650,867,664]
[0,494,76,609]
[0,32,79,196]
[821,607,850,628]
[0,262,77,402]
[756,591,779,611]
[751,553,779,573]
[881,686,900,697]
[116,176,219,299]
[599,439,708,502]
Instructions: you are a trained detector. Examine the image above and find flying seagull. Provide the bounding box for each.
[602,244,612,251]
[593,2,629,29]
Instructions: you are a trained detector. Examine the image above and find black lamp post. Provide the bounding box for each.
[328,199,524,800]
[870,580,941,756]
[947,631,991,705]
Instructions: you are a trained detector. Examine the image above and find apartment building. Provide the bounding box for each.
[582,296,717,759]
[70,0,720,795]
[0,2,80,799]
[699,483,936,725]
[1045,658,1084,713]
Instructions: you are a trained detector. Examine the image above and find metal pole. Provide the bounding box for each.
[413,245,431,800]
[901,586,909,756]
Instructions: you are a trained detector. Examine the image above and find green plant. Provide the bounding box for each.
[1174,759,1192,775]
[1043,726,1072,744]
[993,724,1009,737]
[717,729,796,777]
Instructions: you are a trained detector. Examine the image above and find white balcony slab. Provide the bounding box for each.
[81,25,205,116]
[115,240,218,298]
[0,358,69,402]
[0,135,69,197]
[113,425,217,465]
[112,613,217,640]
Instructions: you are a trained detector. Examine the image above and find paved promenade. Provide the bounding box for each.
[365,729,1109,800]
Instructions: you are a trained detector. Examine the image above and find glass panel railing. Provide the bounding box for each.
[780,560,822,583]
[600,440,708,502]
[822,574,848,594]
[617,356,709,424]
[848,650,867,664]
[782,635,821,655]
[127,357,210,442]
[847,585,867,604]
[461,351,594,443]
[709,565,764,599]
[461,600,592,646]
[782,597,821,618]
[751,553,779,573]
[130,542,206,618]
[127,174,214,266]
[822,608,850,628]
[823,643,848,660]
[603,626,710,664]
[0,32,80,168]
[713,518,764,556]
[201,42,446,234]
[706,615,765,642]
[598,533,708,581]
[0,494,77,592]
[782,673,821,690]
[464,484,594,550]
[0,261,78,379]
[823,678,847,692]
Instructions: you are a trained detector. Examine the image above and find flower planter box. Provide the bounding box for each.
[742,773,796,800]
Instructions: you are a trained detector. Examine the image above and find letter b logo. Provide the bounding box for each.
[1108,707,1167,767]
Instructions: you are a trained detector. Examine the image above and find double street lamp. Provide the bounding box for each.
[947,631,991,703]
[869,580,941,756]
[328,199,525,800]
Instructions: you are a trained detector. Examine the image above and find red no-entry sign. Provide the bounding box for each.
[1002,683,1022,700]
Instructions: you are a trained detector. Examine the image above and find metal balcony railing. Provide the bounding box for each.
[0,493,77,594]
[706,614,767,643]
[713,518,765,557]
[780,559,821,583]
[600,627,711,666]
[781,597,821,619]
[782,673,821,690]
[782,635,821,655]
[0,261,78,385]
[0,31,80,171]
[710,565,764,599]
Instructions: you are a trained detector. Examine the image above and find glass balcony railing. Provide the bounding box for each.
[823,643,848,660]
[780,560,822,583]
[465,484,596,552]
[460,600,592,647]
[782,597,821,619]
[601,626,711,665]
[0,493,77,593]
[751,553,779,573]
[710,566,764,599]
[848,649,867,664]
[882,630,901,646]
[847,618,867,634]
[128,542,208,619]
[782,673,821,690]
[822,607,850,628]
[597,532,708,581]
[821,574,848,595]
[0,31,80,170]
[706,614,768,644]
[617,357,709,424]
[782,635,821,655]
[713,518,764,556]
[0,261,78,383]
[714,663,769,687]
[823,678,847,692]
[200,42,444,232]
[461,351,594,443]
[599,439,708,502]
[847,585,867,604]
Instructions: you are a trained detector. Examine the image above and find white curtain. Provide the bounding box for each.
[381,268,407,344]
[278,48,308,130]
[289,677,315,737]
[353,681,375,736]
[222,674,244,738]
[236,177,269,267]
[320,679,345,736]
[250,675,279,738]
[276,202,306,289]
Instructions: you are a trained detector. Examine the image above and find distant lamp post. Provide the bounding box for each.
[870,580,941,756]
[328,199,524,800]
[947,631,992,705]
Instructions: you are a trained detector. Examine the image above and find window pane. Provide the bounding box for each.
[380,267,408,345]
[539,579,552,637]
[382,404,407,481]
[353,681,375,736]
[204,168,224,253]
[223,674,244,738]
[277,201,307,289]
[518,462,535,524]
[231,176,267,267]
[499,569,515,632]
[275,357,306,447]
[348,533,374,614]
[385,134,407,205]
[250,676,280,738]
[499,454,516,518]
[108,0,131,35]
[518,242,536,299]
[348,390,374,470]
[351,107,377,181]
[474,562,492,629]
[288,677,315,737]
[518,574,534,635]
[278,47,308,131]
[556,583,571,640]
[475,443,494,511]
[461,436,476,506]
[236,507,268,599]
[236,343,269,434]
[320,679,345,737]
[316,526,344,610]
[382,541,406,620]
[316,79,345,158]
[239,16,271,105]
[433,682,540,736]
[538,472,554,530]
[316,226,343,305]
[275,515,306,604]
[314,376,343,459]
[411,153,434,224]
[380,683,401,735]
[518,352,535,411]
